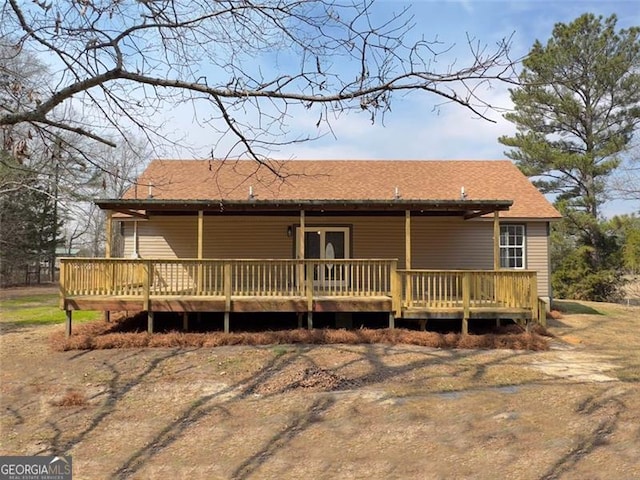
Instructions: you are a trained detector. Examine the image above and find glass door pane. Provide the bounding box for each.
[304,231,321,259]
[324,231,345,282]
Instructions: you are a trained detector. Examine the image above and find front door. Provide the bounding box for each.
[299,227,350,285]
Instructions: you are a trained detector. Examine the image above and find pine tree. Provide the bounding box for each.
[500,13,640,300]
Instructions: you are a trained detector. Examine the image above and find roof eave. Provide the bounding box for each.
[95,198,513,216]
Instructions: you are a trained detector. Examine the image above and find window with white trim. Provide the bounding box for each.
[500,224,525,269]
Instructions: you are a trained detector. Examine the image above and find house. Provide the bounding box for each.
[59,159,561,336]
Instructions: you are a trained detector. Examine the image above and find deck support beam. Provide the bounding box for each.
[65,310,72,338]
[297,312,304,329]
[224,312,230,333]
[147,311,154,334]
[307,312,313,330]
[388,313,395,329]
[183,312,189,331]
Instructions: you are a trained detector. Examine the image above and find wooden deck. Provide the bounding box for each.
[59,258,544,335]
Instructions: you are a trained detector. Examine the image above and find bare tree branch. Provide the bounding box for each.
[0,0,517,173]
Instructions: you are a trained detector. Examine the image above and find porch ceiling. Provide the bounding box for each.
[96,198,513,218]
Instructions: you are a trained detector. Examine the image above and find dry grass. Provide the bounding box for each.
[52,389,88,407]
[50,316,550,352]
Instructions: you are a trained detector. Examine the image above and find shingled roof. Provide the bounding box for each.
[115,159,560,219]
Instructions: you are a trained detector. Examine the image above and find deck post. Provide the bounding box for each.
[405,210,412,305]
[462,272,470,335]
[183,312,189,331]
[419,319,427,331]
[59,260,66,310]
[305,261,314,329]
[388,313,395,329]
[390,261,401,316]
[142,261,150,312]
[224,262,232,333]
[148,311,154,334]
[530,272,539,325]
[493,211,500,271]
[65,310,72,338]
[224,312,230,334]
[539,298,547,327]
[297,312,304,329]
[105,210,113,258]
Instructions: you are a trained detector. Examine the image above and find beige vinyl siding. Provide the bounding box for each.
[122,215,550,297]
[202,216,295,258]
[411,218,493,270]
[123,216,198,258]
[201,215,406,261]
[411,218,550,297]
[526,221,550,298]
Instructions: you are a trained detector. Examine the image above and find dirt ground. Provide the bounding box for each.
[1,293,640,480]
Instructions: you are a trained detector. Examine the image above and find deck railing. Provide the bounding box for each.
[60,258,397,299]
[397,269,538,312]
[60,259,538,320]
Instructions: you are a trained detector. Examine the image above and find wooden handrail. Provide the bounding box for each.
[60,258,398,299]
[397,269,537,312]
[59,259,540,324]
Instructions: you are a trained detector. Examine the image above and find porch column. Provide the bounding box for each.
[299,210,312,328]
[405,210,411,269]
[132,221,139,258]
[105,210,112,258]
[493,211,500,270]
[197,210,204,259]
[197,210,204,297]
[104,210,113,323]
[298,210,305,259]
[405,210,412,305]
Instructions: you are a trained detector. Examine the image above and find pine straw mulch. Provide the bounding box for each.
[50,314,551,352]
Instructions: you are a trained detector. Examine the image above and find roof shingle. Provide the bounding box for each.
[123,159,561,219]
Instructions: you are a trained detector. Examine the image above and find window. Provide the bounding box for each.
[500,224,525,269]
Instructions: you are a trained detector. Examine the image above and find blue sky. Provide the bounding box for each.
[163,0,640,216]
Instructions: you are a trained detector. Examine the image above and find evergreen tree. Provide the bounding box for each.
[500,13,640,300]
